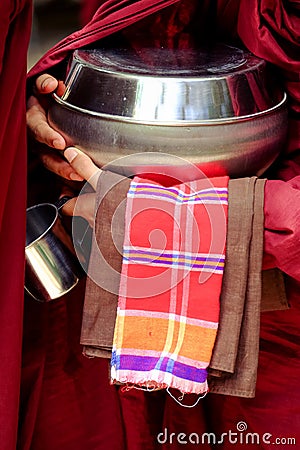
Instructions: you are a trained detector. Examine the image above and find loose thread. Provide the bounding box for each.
[120,382,163,393]
[166,387,208,408]
[120,383,134,393]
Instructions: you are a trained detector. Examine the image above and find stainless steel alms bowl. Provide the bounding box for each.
[48,45,288,179]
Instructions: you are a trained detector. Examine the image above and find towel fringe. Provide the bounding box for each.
[115,380,208,408]
[111,371,208,396]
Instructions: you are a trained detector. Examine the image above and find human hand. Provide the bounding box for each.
[27,74,65,149]
[27,74,84,181]
[60,147,102,227]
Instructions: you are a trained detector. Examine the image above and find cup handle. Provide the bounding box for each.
[55,195,73,213]
[54,196,92,270]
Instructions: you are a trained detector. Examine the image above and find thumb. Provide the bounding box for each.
[64,147,101,189]
[60,197,76,217]
[35,74,58,94]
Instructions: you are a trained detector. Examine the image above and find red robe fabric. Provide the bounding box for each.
[0,1,32,449]
[23,1,300,449]
[80,0,103,26]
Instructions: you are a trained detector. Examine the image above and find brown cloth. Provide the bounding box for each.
[208,178,288,398]
[80,174,289,396]
[81,170,131,358]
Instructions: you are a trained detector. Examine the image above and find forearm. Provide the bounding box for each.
[263,174,300,281]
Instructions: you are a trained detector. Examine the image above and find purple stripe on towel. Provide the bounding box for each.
[112,353,208,383]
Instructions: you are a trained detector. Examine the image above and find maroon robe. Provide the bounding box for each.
[23,1,300,449]
[0,1,32,449]
[80,0,103,26]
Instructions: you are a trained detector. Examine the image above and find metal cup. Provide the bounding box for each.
[25,199,84,302]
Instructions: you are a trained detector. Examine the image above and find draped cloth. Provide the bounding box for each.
[27,0,182,80]
[111,177,228,395]
[0,2,32,449]
[22,1,300,449]
[81,173,286,400]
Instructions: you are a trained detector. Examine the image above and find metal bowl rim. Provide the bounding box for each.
[72,48,265,81]
[26,203,58,249]
[52,91,287,126]
[72,56,265,82]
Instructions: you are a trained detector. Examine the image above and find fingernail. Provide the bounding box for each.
[64,147,78,163]
[70,172,84,181]
[41,77,53,90]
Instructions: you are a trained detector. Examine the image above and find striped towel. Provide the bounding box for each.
[111,176,229,395]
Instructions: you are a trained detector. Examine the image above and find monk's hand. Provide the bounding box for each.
[60,147,102,226]
[27,74,66,149]
[27,74,84,181]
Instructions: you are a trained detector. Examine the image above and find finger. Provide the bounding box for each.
[60,197,76,217]
[27,95,66,149]
[64,147,101,189]
[61,194,96,228]
[35,74,58,94]
[40,149,84,181]
[56,80,67,97]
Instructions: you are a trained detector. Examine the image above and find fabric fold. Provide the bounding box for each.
[209,177,264,397]
[80,170,131,358]
[110,176,229,394]
[81,173,288,397]
[209,178,288,397]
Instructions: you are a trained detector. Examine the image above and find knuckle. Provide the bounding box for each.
[33,122,45,141]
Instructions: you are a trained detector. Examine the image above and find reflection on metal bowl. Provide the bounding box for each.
[48,45,288,179]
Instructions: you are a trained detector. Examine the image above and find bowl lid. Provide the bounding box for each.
[73,44,247,77]
[56,44,286,123]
